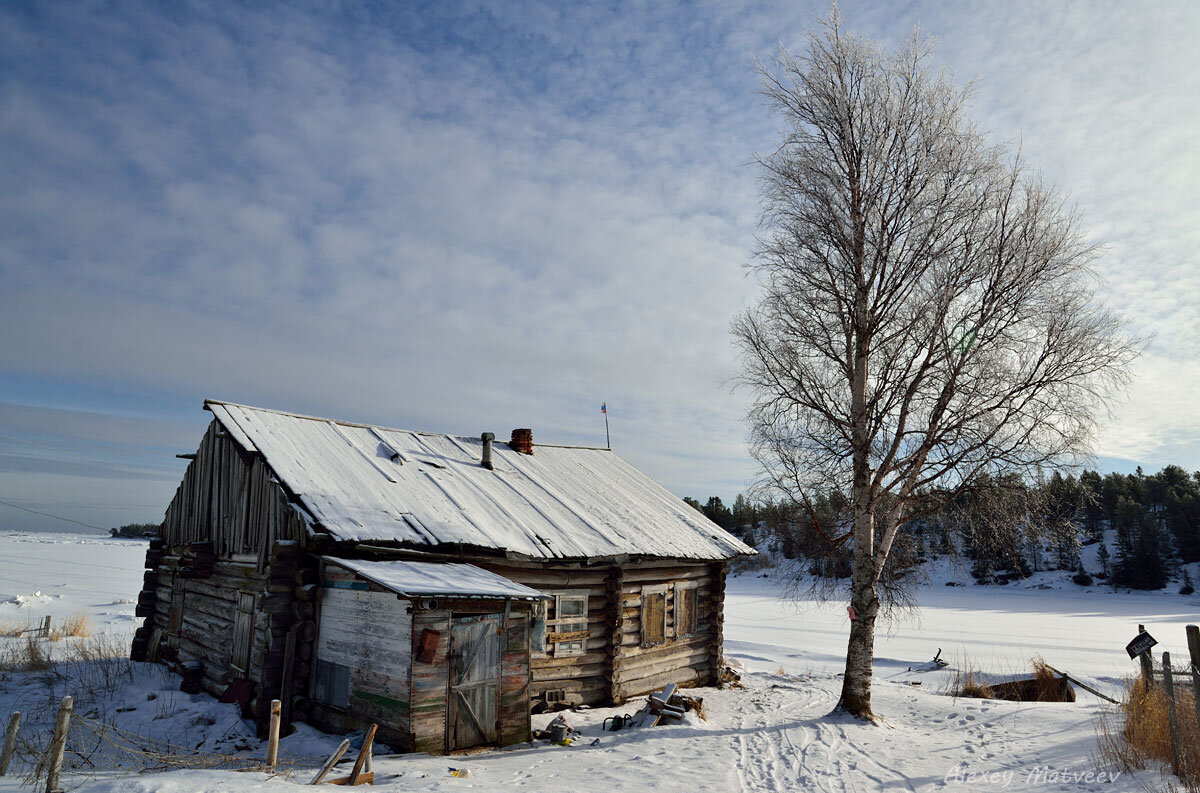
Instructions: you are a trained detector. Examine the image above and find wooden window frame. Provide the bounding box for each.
[641,584,667,647]
[546,592,588,658]
[672,581,698,639]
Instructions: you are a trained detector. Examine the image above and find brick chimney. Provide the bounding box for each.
[509,428,533,454]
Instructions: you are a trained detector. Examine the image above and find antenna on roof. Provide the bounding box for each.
[601,402,610,450]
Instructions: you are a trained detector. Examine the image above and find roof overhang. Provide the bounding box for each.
[323,556,550,601]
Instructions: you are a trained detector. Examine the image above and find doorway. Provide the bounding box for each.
[448,613,501,750]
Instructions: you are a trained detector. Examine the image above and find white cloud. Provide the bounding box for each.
[0,1,1197,529]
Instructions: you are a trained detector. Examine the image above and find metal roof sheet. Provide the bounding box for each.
[205,400,755,561]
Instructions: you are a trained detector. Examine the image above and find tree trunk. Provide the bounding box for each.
[839,546,880,718]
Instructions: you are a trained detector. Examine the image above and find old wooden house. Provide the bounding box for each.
[133,400,753,754]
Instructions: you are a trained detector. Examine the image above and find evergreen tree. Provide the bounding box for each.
[1097,541,1110,579]
[701,496,735,530]
[1112,502,1168,590]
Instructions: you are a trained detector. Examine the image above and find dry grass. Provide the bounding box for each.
[1096,676,1200,791]
[0,621,30,637]
[49,612,92,641]
[947,656,993,698]
[0,637,54,672]
[1026,655,1071,702]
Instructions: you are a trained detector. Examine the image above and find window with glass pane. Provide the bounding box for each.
[550,593,588,657]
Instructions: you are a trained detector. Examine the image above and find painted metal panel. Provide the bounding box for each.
[317,587,412,683]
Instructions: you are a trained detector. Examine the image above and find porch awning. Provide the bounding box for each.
[322,556,550,601]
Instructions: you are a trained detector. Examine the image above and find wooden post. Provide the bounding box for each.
[606,566,624,705]
[266,699,281,771]
[1138,625,1154,685]
[41,616,51,639]
[1187,624,1200,731]
[346,723,377,785]
[0,711,21,776]
[1162,652,1181,779]
[280,629,298,730]
[45,696,72,793]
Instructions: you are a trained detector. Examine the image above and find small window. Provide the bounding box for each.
[674,584,698,638]
[641,585,666,646]
[548,593,588,657]
[313,658,350,709]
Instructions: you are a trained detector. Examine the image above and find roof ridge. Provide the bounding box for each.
[203,398,612,451]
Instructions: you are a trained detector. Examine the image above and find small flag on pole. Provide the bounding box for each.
[601,403,606,414]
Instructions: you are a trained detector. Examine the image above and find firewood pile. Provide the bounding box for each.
[632,683,705,727]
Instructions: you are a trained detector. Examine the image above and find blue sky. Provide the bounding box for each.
[1,1,1198,532]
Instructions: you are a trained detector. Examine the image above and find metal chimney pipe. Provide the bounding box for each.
[481,432,495,470]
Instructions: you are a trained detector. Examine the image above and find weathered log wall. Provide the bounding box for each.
[474,559,726,707]
[475,562,611,705]
[611,561,722,702]
[161,420,306,568]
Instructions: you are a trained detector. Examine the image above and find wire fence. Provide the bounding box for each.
[13,709,318,789]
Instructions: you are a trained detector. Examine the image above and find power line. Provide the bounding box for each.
[0,433,178,472]
[0,498,109,531]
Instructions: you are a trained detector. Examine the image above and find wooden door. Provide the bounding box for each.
[448,614,501,750]
[229,591,256,676]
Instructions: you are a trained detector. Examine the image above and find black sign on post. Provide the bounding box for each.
[1125,631,1158,659]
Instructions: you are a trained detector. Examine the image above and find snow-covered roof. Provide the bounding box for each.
[205,400,754,561]
[323,557,550,600]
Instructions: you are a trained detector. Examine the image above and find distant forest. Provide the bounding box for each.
[687,466,1200,593]
[110,522,160,538]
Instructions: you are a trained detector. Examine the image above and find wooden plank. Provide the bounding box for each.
[1188,625,1200,732]
[325,772,374,786]
[346,723,377,785]
[607,565,624,704]
[316,587,411,682]
[1043,665,1119,704]
[280,627,298,728]
[308,738,350,785]
[1163,652,1181,777]
[0,711,20,776]
[545,630,590,643]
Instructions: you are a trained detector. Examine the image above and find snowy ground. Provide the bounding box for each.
[1,531,1195,792]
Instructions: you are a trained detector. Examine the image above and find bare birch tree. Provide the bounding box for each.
[733,12,1139,719]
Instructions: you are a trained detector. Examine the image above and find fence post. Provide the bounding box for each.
[0,711,21,776]
[1187,624,1200,732]
[1138,625,1154,685]
[1162,652,1181,779]
[266,699,281,771]
[45,696,72,793]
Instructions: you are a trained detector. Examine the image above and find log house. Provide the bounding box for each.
[133,400,754,753]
